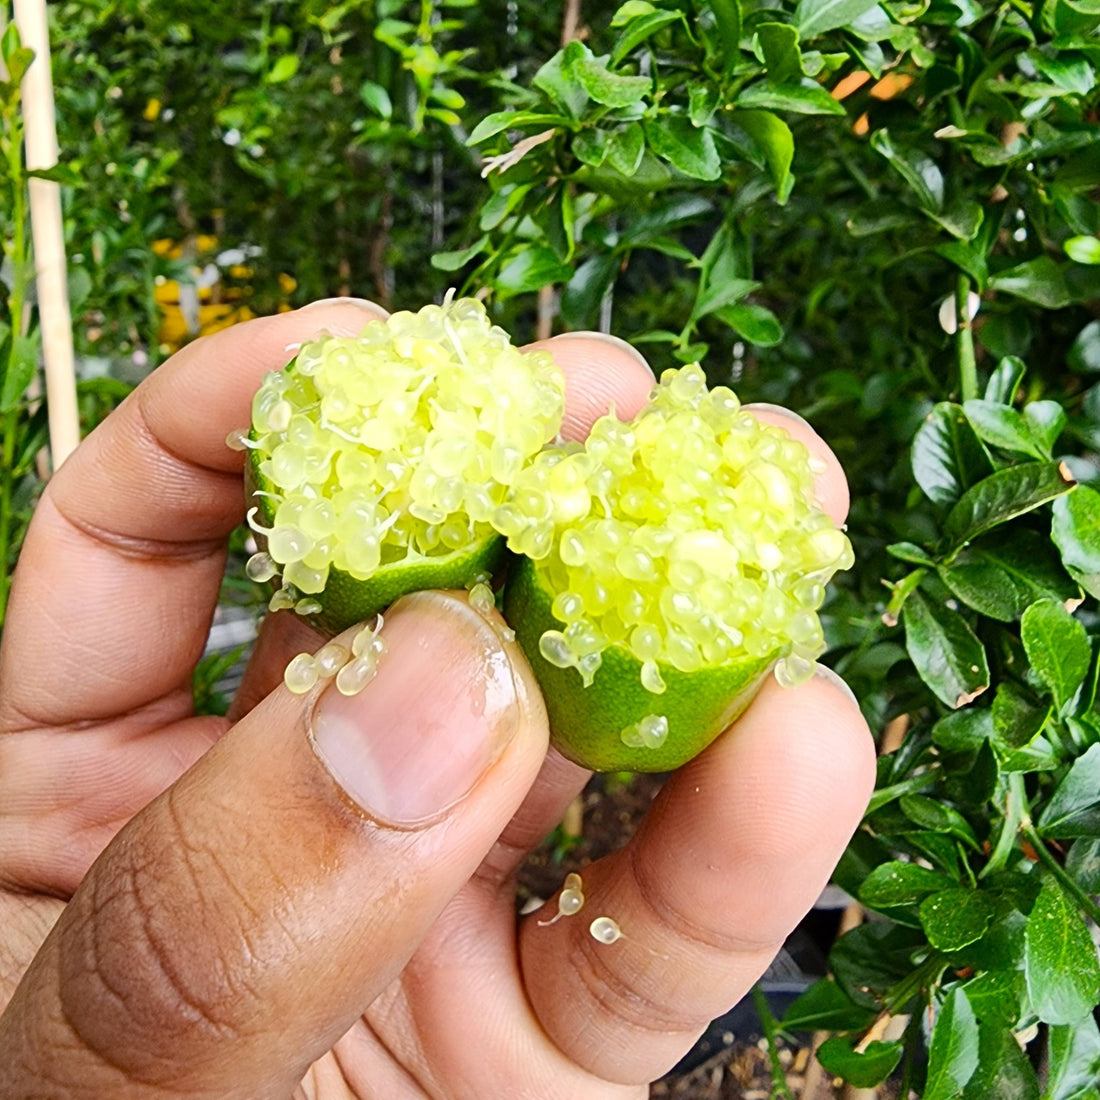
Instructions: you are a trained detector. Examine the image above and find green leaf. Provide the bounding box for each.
[830,922,926,1008]
[920,888,996,952]
[533,44,589,118]
[901,794,981,849]
[1025,401,1067,457]
[494,247,573,296]
[1039,744,1100,839]
[795,0,881,38]
[1046,1017,1100,1100]
[610,10,682,64]
[1053,488,1100,597]
[689,84,720,127]
[871,129,944,212]
[903,589,989,708]
[731,110,794,198]
[706,0,742,77]
[606,123,645,175]
[1069,322,1100,374]
[943,462,1076,557]
[266,54,299,84]
[963,400,1047,460]
[430,234,489,271]
[737,80,846,115]
[0,333,38,413]
[933,707,992,751]
[940,531,1079,622]
[992,682,1050,750]
[859,860,953,908]
[714,302,784,346]
[990,257,1072,309]
[1021,599,1091,713]
[816,1038,903,1088]
[359,80,393,119]
[561,253,618,329]
[1066,838,1100,894]
[780,978,878,1032]
[691,278,760,323]
[1066,235,1100,265]
[925,987,980,1100]
[985,356,1027,404]
[757,22,803,84]
[961,1017,1040,1099]
[911,402,993,507]
[960,970,1023,1028]
[1024,881,1100,1025]
[467,110,567,145]
[572,129,609,167]
[643,117,721,180]
[574,56,652,108]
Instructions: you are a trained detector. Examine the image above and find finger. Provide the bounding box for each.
[0,591,549,1098]
[0,299,389,735]
[519,668,875,1085]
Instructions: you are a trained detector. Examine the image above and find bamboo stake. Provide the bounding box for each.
[13,0,80,471]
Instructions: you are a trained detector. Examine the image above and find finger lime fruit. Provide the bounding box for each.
[241,295,565,634]
[500,363,854,772]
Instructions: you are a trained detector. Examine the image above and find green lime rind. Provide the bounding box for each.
[248,448,505,635]
[503,555,778,773]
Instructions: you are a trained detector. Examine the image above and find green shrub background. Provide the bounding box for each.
[4,0,1100,1092]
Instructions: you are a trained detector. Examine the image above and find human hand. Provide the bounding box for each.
[0,300,875,1098]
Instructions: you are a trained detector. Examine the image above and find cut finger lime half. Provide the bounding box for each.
[240,295,565,634]
[499,363,854,772]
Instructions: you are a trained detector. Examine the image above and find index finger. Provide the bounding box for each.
[0,301,388,732]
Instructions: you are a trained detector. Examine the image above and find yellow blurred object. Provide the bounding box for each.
[153,236,296,353]
[870,73,914,100]
[831,71,871,100]
[143,97,162,121]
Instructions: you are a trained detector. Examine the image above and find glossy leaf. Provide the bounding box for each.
[714,302,784,345]
[859,860,953,908]
[925,987,980,1100]
[756,22,802,84]
[1021,599,1090,713]
[795,0,881,38]
[920,888,996,952]
[574,56,651,108]
[816,1038,903,1088]
[943,462,1076,557]
[606,123,645,175]
[991,682,1050,750]
[963,399,1047,459]
[1045,1017,1100,1100]
[1052,487,1100,585]
[705,0,742,77]
[939,530,1079,622]
[900,794,980,850]
[737,80,845,116]
[1065,837,1100,893]
[902,589,989,708]
[1038,743,1100,839]
[781,978,878,1032]
[494,247,573,296]
[643,117,721,180]
[990,257,1072,309]
[871,129,944,211]
[431,234,489,271]
[610,10,681,63]
[911,402,993,507]
[731,109,793,197]
[1024,881,1100,1025]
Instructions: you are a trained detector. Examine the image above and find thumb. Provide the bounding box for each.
[0,591,547,1098]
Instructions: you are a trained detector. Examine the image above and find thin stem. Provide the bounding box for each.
[0,100,28,628]
[1021,819,1100,926]
[956,273,978,403]
[751,983,795,1100]
[981,772,1024,878]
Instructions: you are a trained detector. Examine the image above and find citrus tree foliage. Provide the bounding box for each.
[4,0,1100,1090]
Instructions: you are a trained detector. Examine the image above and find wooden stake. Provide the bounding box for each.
[13,0,80,471]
